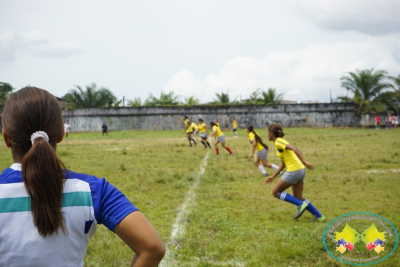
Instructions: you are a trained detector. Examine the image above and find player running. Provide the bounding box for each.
[198,118,211,149]
[232,118,238,138]
[64,120,71,141]
[210,121,233,156]
[247,125,280,176]
[265,123,325,222]
[183,116,197,147]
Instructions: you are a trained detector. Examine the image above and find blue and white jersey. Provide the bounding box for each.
[0,163,138,267]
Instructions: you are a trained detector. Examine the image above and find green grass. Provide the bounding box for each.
[0,128,399,266]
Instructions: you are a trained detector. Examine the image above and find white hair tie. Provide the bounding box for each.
[31,131,49,145]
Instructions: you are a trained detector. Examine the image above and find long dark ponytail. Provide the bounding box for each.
[2,87,67,237]
[247,125,268,150]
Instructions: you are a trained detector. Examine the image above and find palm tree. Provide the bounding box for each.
[261,88,284,104]
[183,96,200,106]
[144,91,180,106]
[63,83,117,109]
[128,97,142,107]
[339,69,394,114]
[214,91,238,104]
[388,74,400,111]
[247,88,262,104]
[0,82,13,108]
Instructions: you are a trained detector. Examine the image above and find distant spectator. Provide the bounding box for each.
[102,123,108,136]
[391,115,396,129]
[375,116,380,129]
[385,114,390,129]
[395,115,399,129]
[64,120,71,141]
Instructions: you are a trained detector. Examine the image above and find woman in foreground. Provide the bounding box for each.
[265,123,325,222]
[0,87,165,266]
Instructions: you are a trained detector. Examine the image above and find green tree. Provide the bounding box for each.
[214,91,238,104]
[388,74,400,112]
[247,88,262,104]
[144,91,180,106]
[0,83,14,108]
[128,97,142,107]
[339,69,394,114]
[261,88,284,104]
[183,96,200,106]
[63,83,117,109]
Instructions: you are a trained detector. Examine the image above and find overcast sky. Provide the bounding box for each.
[1,0,400,104]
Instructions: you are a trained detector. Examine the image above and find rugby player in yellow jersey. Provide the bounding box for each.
[265,123,325,222]
[182,116,196,147]
[231,118,238,138]
[210,121,233,155]
[197,118,211,149]
[247,125,280,176]
[214,119,220,129]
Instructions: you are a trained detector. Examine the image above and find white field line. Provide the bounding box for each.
[105,147,132,151]
[363,169,400,174]
[160,152,210,267]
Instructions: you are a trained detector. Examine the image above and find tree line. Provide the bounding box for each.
[1,68,399,114]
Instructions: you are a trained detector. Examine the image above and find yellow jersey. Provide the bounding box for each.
[191,122,198,132]
[216,122,220,128]
[248,132,265,151]
[212,125,223,137]
[274,137,305,172]
[198,123,207,133]
[232,120,237,128]
[184,119,192,133]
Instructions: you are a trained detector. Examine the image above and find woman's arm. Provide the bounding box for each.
[285,144,314,170]
[250,140,257,157]
[114,211,165,267]
[265,162,285,183]
[211,129,216,137]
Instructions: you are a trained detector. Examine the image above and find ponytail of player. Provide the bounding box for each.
[247,125,268,150]
[2,87,67,237]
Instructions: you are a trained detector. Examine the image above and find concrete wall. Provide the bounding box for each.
[60,103,360,132]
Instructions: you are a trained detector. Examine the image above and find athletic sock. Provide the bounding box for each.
[303,199,322,218]
[192,138,196,145]
[206,142,211,148]
[278,192,303,206]
[225,147,232,154]
[258,165,267,175]
[201,141,206,147]
[271,164,279,170]
[215,147,219,154]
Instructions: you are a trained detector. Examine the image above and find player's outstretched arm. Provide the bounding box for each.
[115,211,165,267]
[265,162,285,183]
[285,144,315,170]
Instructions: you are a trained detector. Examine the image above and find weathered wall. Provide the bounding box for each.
[59,103,361,132]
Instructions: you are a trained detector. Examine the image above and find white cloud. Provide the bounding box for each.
[0,30,82,64]
[292,0,400,35]
[164,36,400,103]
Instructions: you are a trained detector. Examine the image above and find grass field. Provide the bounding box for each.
[1,127,399,266]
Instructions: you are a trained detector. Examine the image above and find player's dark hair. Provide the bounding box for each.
[2,87,67,237]
[247,125,268,149]
[268,123,285,138]
[198,118,203,122]
[210,121,216,127]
